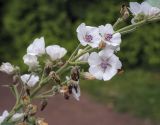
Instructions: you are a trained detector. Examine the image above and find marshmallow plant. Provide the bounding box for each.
[0,1,160,124]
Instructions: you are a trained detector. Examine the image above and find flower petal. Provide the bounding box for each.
[103,67,117,81]
[21,74,39,87]
[108,54,122,69]
[23,54,39,69]
[77,23,88,46]
[89,66,103,80]
[88,27,101,48]
[99,25,106,36]
[27,37,45,56]
[0,110,9,124]
[46,45,67,61]
[141,2,152,15]
[99,47,114,59]
[77,49,89,61]
[149,7,160,15]
[110,33,121,47]
[88,52,101,66]
[129,2,142,15]
[104,24,114,34]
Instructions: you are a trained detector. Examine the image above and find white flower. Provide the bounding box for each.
[21,74,39,87]
[149,7,160,16]
[23,54,39,70]
[46,45,67,61]
[88,48,122,81]
[129,2,160,16]
[0,62,15,74]
[11,113,24,122]
[99,24,121,51]
[77,49,89,61]
[76,23,101,48]
[0,110,9,124]
[27,37,45,56]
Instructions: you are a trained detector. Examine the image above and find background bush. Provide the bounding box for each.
[0,0,160,69]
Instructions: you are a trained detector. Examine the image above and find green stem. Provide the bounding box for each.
[6,102,22,122]
[116,20,147,33]
[116,16,160,34]
[113,18,123,29]
[120,27,136,35]
[69,61,87,65]
[69,44,82,61]
[73,48,96,61]
[30,77,50,99]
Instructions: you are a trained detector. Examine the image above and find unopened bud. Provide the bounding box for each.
[26,104,38,116]
[71,66,80,81]
[44,60,53,76]
[120,4,129,20]
[49,71,60,84]
[81,72,96,80]
[22,95,30,105]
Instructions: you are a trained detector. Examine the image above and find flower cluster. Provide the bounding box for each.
[0,1,159,124]
[23,37,67,70]
[77,23,122,81]
[129,1,160,23]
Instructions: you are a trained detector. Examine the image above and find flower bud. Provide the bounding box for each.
[120,4,129,20]
[71,66,80,81]
[25,104,38,116]
[22,96,30,105]
[49,71,60,84]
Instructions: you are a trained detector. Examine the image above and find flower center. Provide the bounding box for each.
[104,33,112,41]
[101,62,108,70]
[85,34,93,42]
[100,60,111,71]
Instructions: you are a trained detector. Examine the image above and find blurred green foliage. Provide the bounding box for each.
[81,69,160,123]
[0,0,160,69]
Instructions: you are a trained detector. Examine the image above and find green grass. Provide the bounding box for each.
[81,69,160,122]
